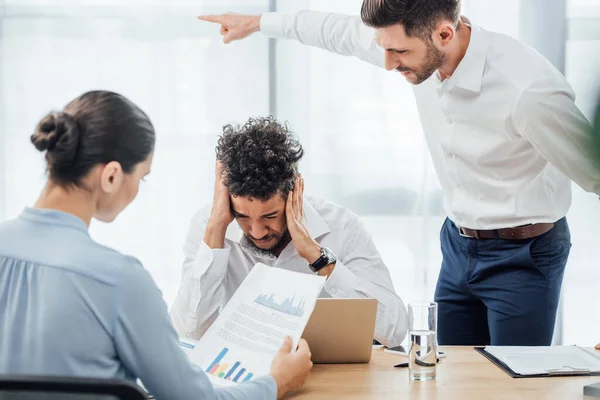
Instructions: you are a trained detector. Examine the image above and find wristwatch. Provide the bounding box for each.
[309,247,337,273]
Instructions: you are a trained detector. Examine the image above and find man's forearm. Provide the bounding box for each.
[260,11,384,68]
[204,221,229,249]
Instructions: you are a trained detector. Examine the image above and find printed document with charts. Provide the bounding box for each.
[187,263,325,386]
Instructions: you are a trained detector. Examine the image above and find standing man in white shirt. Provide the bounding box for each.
[197,0,600,346]
[170,116,408,347]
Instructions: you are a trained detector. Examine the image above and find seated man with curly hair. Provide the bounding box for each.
[170,116,408,347]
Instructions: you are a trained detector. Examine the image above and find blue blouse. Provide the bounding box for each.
[0,208,276,400]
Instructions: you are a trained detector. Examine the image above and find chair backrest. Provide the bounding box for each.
[0,375,148,400]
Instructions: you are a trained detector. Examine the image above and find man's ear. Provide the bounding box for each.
[435,21,456,47]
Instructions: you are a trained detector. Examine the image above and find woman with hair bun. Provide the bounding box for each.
[0,90,312,400]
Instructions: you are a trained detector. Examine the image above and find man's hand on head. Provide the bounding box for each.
[205,161,234,249]
[285,174,321,265]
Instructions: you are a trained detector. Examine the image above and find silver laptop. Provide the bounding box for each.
[301,298,377,364]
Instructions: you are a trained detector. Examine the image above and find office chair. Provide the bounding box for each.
[0,375,148,400]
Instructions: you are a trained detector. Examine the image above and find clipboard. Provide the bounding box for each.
[475,346,600,378]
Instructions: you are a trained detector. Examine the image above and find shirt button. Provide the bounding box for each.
[446,117,454,124]
[330,289,338,296]
[446,151,453,158]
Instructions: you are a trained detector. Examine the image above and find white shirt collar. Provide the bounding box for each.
[439,17,488,93]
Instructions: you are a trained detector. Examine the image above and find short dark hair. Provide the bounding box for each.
[216,116,303,201]
[31,90,155,187]
[361,0,461,39]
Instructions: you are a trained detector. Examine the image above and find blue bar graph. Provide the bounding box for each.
[205,348,253,383]
[206,348,229,374]
[179,341,195,350]
[233,368,246,383]
[224,362,241,380]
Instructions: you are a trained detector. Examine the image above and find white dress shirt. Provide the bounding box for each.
[260,11,600,230]
[170,196,408,347]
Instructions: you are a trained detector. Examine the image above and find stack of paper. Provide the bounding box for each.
[484,345,600,376]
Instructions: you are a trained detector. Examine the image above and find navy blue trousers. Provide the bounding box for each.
[434,218,571,346]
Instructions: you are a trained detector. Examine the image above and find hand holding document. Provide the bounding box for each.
[189,263,325,386]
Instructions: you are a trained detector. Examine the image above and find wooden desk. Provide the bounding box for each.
[287,347,600,399]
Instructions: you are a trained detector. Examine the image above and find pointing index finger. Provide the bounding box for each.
[198,15,223,24]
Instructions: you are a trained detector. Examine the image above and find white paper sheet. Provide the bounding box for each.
[484,345,600,375]
[189,263,326,386]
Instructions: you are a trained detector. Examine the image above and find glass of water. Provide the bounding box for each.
[408,302,438,381]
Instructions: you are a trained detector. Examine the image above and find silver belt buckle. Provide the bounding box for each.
[458,227,472,238]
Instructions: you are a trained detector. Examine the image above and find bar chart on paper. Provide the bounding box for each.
[254,293,306,317]
[189,265,326,388]
[206,348,254,383]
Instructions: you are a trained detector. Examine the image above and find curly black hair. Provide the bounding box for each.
[216,116,304,200]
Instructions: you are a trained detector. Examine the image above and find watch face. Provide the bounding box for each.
[310,247,336,272]
[323,247,336,263]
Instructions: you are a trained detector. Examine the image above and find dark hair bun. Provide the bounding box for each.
[29,91,155,187]
[31,112,80,166]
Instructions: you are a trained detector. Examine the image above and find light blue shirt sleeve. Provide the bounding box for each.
[113,258,277,400]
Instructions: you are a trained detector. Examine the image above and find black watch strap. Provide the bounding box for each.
[309,247,337,272]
